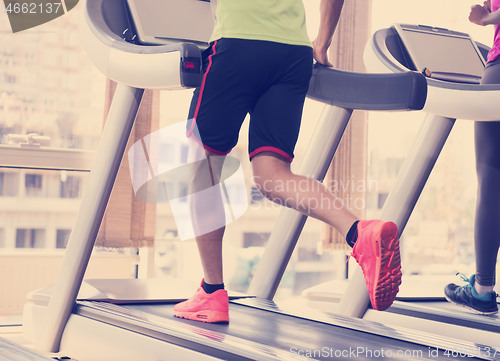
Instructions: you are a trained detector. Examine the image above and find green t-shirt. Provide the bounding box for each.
[210,0,311,47]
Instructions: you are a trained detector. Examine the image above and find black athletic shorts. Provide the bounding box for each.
[186,38,313,162]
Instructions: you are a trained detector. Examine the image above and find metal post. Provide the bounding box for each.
[337,114,456,317]
[37,84,144,352]
[248,105,353,299]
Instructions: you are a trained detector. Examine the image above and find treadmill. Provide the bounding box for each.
[301,24,500,351]
[360,23,500,347]
[20,1,493,360]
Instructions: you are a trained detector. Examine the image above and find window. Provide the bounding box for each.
[15,229,45,248]
[377,192,388,209]
[60,175,81,198]
[56,229,71,249]
[0,172,19,197]
[25,173,42,197]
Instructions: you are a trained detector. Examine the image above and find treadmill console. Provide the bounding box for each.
[393,24,486,84]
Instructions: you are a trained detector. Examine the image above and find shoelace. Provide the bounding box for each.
[455,272,499,299]
[456,272,471,284]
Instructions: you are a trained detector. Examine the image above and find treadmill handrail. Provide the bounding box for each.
[308,64,427,111]
[366,27,500,121]
[83,0,202,89]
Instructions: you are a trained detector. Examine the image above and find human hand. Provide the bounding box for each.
[483,0,491,12]
[312,39,333,67]
[469,4,490,25]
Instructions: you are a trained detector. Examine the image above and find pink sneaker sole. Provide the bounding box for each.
[371,222,402,310]
[174,310,229,324]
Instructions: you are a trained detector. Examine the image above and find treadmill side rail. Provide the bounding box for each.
[83,0,203,89]
[307,64,427,111]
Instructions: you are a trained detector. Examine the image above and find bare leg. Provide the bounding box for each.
[189,152,227,284]
[194,227,225,284]
[174,153,230,324]
[251,152,357,237]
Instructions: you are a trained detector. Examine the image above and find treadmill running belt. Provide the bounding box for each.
[76,300,488,361]
[0,337,53,361]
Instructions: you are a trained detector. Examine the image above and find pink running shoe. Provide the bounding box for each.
[351,220,402,311]
[174,281,229,323]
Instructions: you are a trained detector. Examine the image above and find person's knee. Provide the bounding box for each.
[252,154,291,200]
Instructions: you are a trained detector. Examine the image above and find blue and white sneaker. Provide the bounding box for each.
[444,274,498,315]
